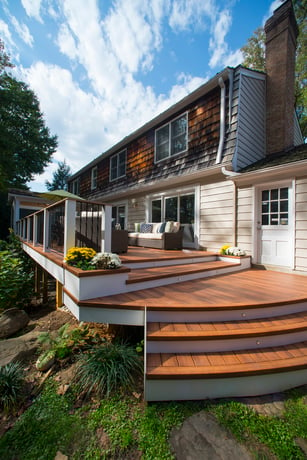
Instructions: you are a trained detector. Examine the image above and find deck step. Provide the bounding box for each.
[127,260,240,284]
[145,342,307,401]
[146,311,307,352]
[146,341,307,379]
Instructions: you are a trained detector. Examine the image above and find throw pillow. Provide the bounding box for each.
[134,222,140,232]
[172,222,180,233]
[165,221,174,232]
[140,223,153,233]
[158,222,166,233]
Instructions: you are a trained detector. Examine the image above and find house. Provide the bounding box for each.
[68,0,306,274]
[14,1,307,401]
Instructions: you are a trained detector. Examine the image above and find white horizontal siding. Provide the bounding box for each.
[199,181,234,252]
[295,177,307,271]
[236,186,253,254]
[232,69,266,171]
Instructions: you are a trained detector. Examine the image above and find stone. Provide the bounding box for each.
[0,330,40,366]
[170,412,253,460]
[0,308,30,339]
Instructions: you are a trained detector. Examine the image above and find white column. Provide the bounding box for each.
[64,199,77,256]
[101,204,112,252]
[43,209,49,252]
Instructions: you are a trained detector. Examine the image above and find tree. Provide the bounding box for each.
[0,40,58,191]
[45,160,72,191]
[240,0,306,138]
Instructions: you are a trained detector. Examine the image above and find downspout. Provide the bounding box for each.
[215,77,226,164]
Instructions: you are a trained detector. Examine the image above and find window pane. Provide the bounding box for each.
[110,156,117,181]
[118,151,126,177]
[262,190,269,201]
[156,125,169,162]
[165,197,178,221]
[152,199,162,222]
[180,195,194,224]
[280,188,288,199]
[171,115,187,155]
[262,202,269,213]
[262,215,269,225]
[280,201,288,212]
[270,214,279,225]
[271,189,278,200]
[270,201,278,213]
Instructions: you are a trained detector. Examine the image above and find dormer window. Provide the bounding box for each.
[91,166,98,190]
[110,149,126,181]
[155,113,188,162]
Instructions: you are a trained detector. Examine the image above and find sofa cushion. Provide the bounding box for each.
[138,232,163,240]
[158,222,166,233]
[165,221,174,232]
[134,222,141,232]
[172,222,180,233]
[140,223,153,233]
[152,222,162,233]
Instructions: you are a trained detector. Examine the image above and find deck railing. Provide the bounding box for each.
[16,198,112,256]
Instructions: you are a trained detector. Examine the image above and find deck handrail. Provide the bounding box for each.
[16,198,112,256]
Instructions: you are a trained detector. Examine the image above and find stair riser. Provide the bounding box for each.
[126,264,246,292]
[147,330,307,353]
[123,256,217,269]
[146,301,307,323]
[144,369,307,401]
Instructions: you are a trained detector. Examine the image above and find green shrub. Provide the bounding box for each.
[0,362,25,413]
[37,322,104,367]
[0,230,34,310]
[75,341,143,398]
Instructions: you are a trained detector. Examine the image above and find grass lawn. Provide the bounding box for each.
[0,379,306,459]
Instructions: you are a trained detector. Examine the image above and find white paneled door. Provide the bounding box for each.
[257,184,293,267]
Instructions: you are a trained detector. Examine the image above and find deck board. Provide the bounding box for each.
[146,342,307,379]
[83,269,307,310]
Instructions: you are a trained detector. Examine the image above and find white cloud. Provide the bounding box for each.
[57,23,78,60]
[11,16,34,47]
[209,9,232,68]
[21,0,43,23]
[0,19,14,45]
[169,0,215,31]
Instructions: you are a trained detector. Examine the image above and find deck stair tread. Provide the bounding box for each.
[127,260,239,284]
[146,341,307,379]
[78,268,307,309]
[147,311,307,340]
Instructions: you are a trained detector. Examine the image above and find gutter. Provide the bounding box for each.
[215,77,226,164]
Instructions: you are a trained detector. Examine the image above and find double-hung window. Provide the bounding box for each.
[72,178,80,196]
[155,113,188,162]
[91,166,98,190]
[110,149,126,181]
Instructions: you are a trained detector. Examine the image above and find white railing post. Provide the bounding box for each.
[64,199,77,257]
[43,209,49,252]
[33,214,38,246]
[101,204,112,253]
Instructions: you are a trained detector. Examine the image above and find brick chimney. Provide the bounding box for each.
[264,0,298,155]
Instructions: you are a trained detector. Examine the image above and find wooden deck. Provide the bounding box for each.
[80,268,307,310]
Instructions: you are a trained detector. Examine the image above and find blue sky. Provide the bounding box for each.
[0,0,281,191]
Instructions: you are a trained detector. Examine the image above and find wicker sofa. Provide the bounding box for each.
[128,222,183,250]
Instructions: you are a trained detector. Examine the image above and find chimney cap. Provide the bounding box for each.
[265,0,298,38]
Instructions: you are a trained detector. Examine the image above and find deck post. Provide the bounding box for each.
[56,280,63,309]
[33,214,38,247]
[34,264,41,294]
[101,204,112,253]
[42,269,48,304]
[43,208,49,252]
[64,199,77,256]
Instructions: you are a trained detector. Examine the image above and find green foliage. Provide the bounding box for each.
[37,322,104,363]
[45,159,72,191]
[212,400,304,459]
[0,232,34,310]
[75,341,143,398]
[0,361,25,414]
[241,27,265,72]
[0,382,86,460]
[0,40,57,191]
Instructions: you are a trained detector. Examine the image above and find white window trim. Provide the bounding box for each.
[91,166,98,190]
[109,149,127,182]
[154,112,188,163]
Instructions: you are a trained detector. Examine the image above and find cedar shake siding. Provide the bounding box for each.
[74,85,225,201]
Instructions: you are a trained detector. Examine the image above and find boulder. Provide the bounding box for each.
[0,308,30,339]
